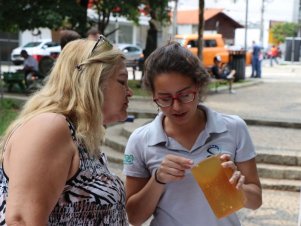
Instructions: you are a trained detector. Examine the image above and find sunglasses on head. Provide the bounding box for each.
[90,34,113,55]
[76,35,113,71]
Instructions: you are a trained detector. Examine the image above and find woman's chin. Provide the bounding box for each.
[104,113,128,125]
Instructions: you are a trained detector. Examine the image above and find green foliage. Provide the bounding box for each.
[0,99,22,110]
[271,22,300,43]
[0,99,22,135]
[91,0,141,35]
[0,0,87,35]
[90,0,170,35]
[0,0,171,38]
[128,80,149,97]
[146,0,171,26]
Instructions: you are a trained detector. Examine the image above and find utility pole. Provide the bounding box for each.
[298,0,301,36]
[244,0,249,50]
[259,0,273,46]
[259,0,265,45]
[172,0,178,37]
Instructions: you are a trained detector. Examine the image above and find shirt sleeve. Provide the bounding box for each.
[123,128,151,178]
[234,116,256,162]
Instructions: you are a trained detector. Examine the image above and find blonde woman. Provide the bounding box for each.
[0,36,132,225]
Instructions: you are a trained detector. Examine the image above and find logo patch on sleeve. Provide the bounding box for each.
[124,154,134,165]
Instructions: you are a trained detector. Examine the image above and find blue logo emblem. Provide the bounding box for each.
[124,154,134,165]
[206,145,221,157]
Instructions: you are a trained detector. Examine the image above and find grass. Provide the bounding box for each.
[128,80,149,97]
[0,98,22,135]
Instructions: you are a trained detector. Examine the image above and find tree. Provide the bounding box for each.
[91,0,170,60]
[143,0,170,26]
[271,22,299,44]
[90,0,141,35]
[197,0,205,61]
[0,0,88,36]
[140,0,170,60]
[0,0,171,47]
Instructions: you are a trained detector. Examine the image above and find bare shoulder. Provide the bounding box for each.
[8,112,75,159]
[26,112,69,130]
[15,112,70,141]
[3,113,79,211]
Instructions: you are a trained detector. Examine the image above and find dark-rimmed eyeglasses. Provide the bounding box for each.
[153,91,197,108]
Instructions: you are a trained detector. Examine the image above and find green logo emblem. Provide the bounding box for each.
[124,154,134,165]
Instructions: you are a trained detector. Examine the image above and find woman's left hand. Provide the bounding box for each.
[220,154,245,190]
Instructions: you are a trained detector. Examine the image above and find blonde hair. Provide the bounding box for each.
[0,39,125,159]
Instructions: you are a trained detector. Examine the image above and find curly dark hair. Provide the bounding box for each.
[142,41,210,102]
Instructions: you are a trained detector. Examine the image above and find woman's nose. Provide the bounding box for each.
[127,87,133,97]
[171,98,182,110]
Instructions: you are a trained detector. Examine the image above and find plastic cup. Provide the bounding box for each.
[191,155,245,219]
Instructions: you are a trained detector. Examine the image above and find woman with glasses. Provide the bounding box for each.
[0,36,132,225]
[123,42,262,226]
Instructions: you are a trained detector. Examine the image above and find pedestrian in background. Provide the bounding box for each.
[87,27,100,41]
[0,36,132,225]
[211,55,236,93]
[251,40,262,78]
[59,29,81,50]
[20,49,39,87]
[269,45,279,67]
[123,41,262,226]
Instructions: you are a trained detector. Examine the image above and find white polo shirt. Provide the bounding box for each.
[123,104,256,226]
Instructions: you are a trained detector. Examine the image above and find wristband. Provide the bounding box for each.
[155,169,166,185]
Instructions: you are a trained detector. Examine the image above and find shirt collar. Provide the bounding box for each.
[200,104,227,134]
[148,112,167,146]
[147,104,228,146]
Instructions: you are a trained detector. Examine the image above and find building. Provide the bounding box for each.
[176,8,244,45]
[87,8,149,48]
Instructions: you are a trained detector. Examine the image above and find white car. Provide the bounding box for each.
[11,39,61,65]
[116,43,143,68]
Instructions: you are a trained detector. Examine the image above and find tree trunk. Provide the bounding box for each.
[143,19,157,61]
[139,19,158,85]
[198,0,204,61]
[78,0,89,36]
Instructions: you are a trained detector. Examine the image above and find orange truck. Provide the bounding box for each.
[174,34,252,68]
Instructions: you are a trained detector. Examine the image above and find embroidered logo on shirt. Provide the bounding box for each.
[124,154,134,165]
[206,144,221,157]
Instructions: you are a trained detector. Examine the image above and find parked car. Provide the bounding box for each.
[11,39,61,65]
[116,43,143,69]
[174,34,252,68]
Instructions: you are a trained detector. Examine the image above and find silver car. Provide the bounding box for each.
[116,43,143,68]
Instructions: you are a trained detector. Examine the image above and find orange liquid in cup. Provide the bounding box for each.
[191,155,245,219]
